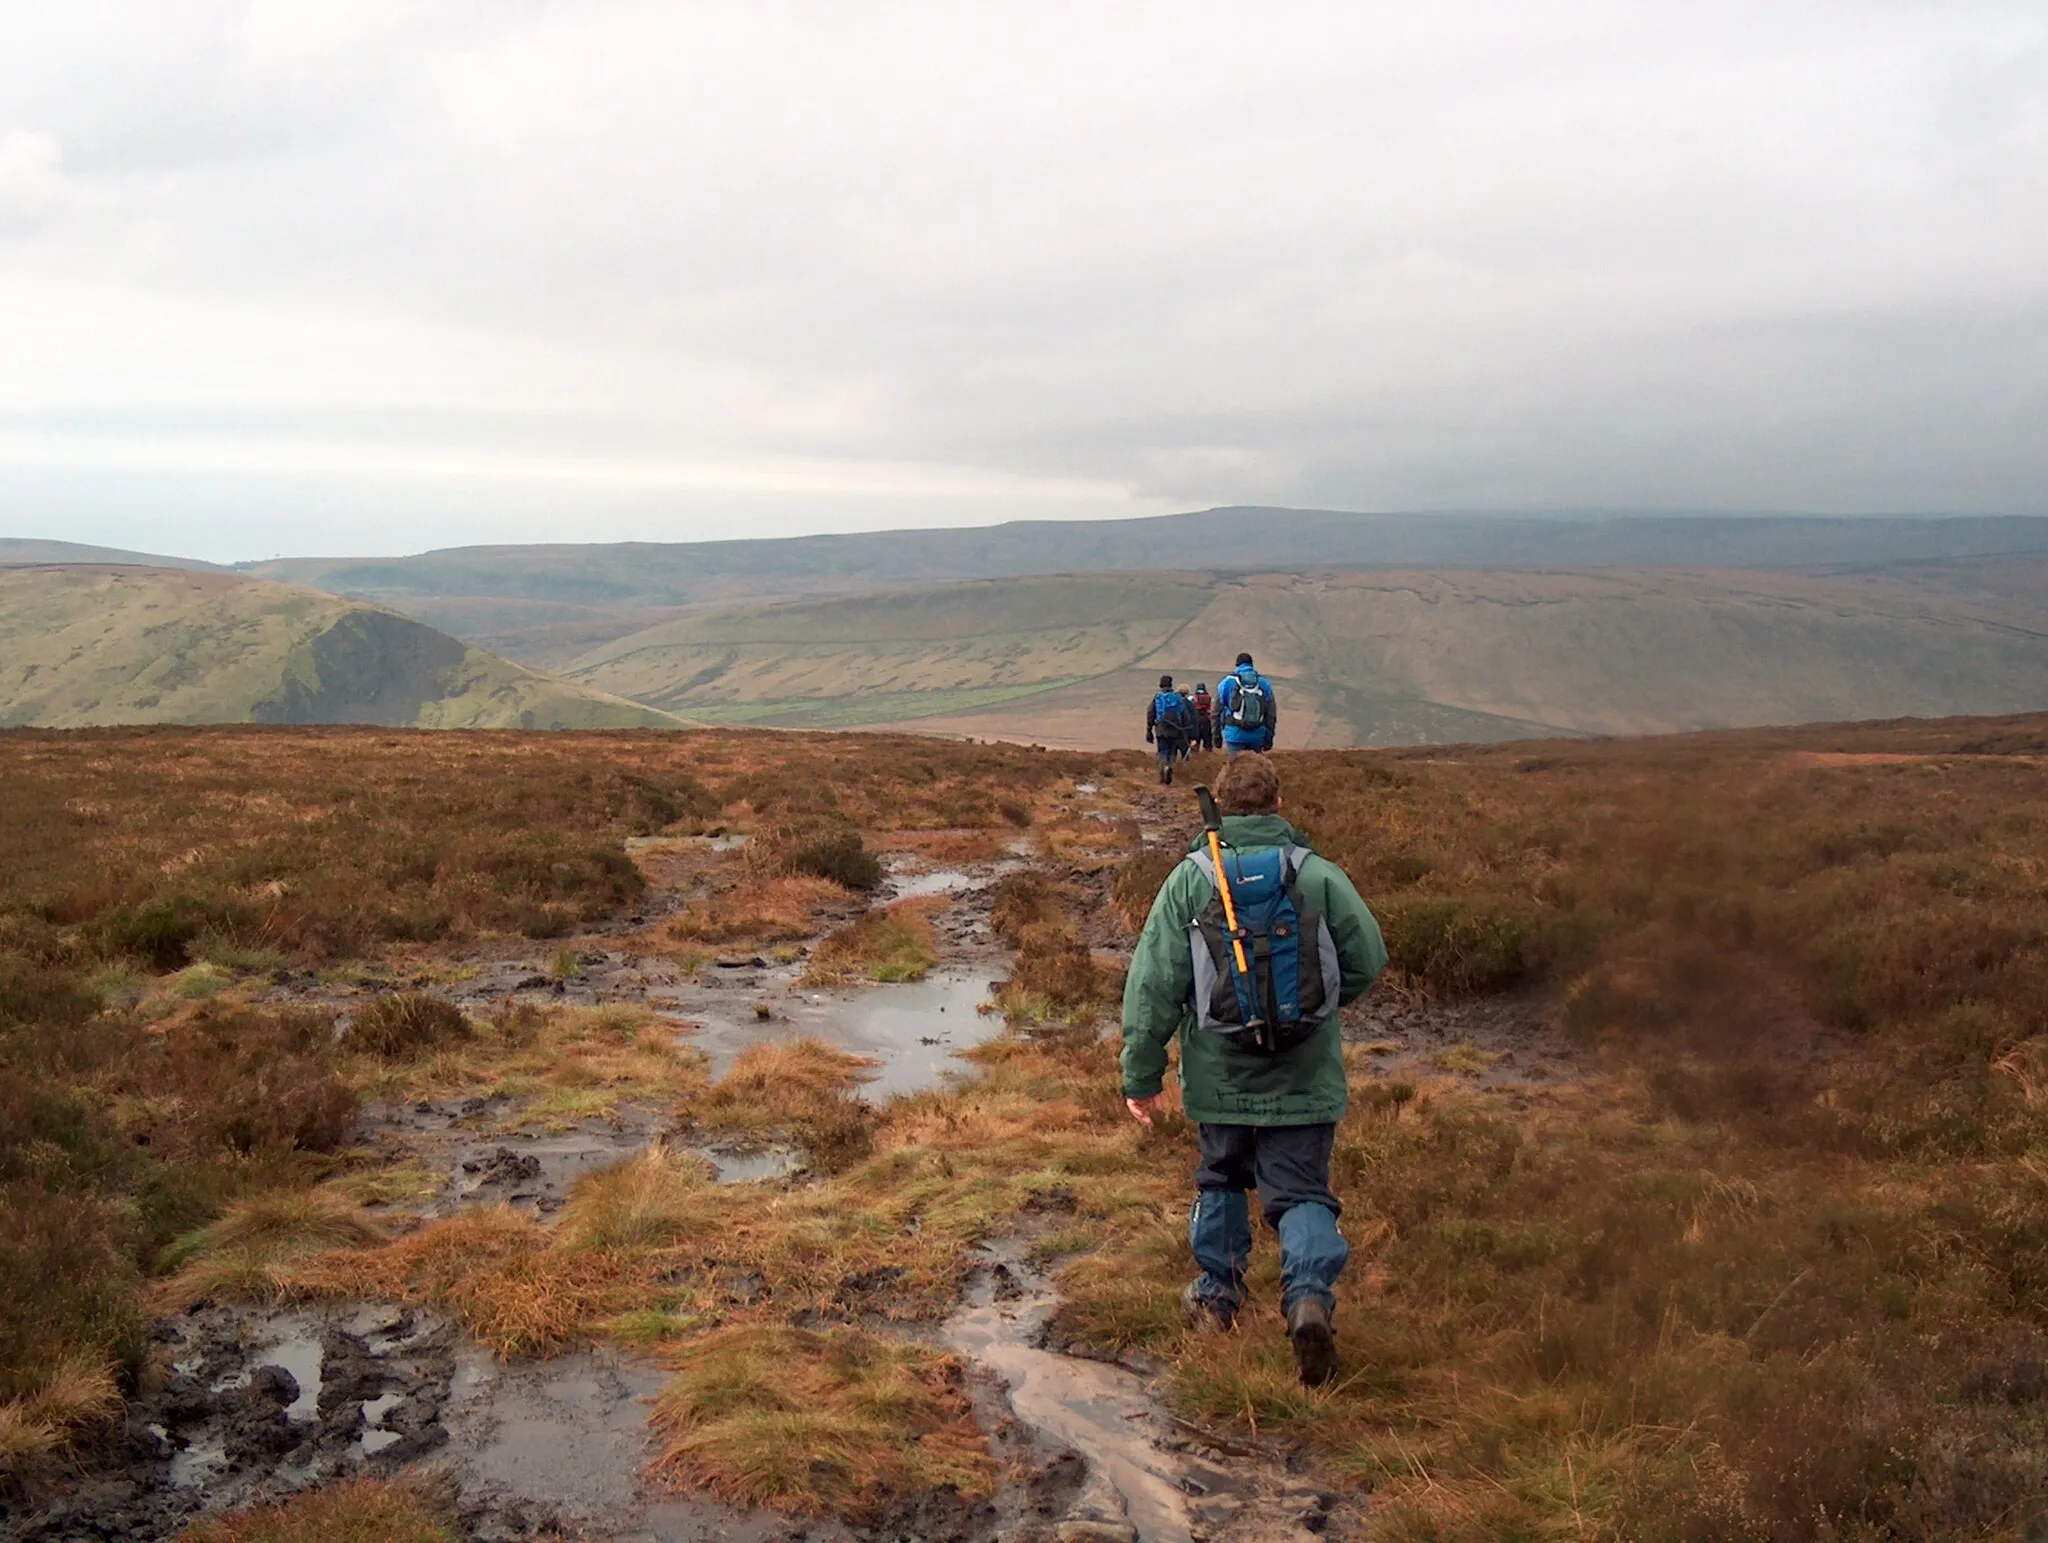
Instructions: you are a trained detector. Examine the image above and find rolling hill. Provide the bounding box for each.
[559,561,2048,747]
[239,509,2048,667]
[1,537,222,571]
[0,566,686,730]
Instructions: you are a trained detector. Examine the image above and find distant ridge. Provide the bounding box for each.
[557,559,2048,748]
[1,538,222,571]
[237,508,2048,666]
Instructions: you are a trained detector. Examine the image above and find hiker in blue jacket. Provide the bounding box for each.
[1215,653,1276,754]
[1146,674,1195,785]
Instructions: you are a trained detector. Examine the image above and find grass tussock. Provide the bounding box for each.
[180,1476,459,1543]
[0,1357,120,1474]
[805,902,939,985]
[1110,847,1181,932]
[281,1205,647,1357]
[1054,1065,2048,1540]
[767,815,885,892]
[161,1190,385,1302]
[668,876,845,945]
[555,1143,717,1250]
[647,1324,993,1518]
[347,991,472,1058]
[353,1000,708,1120]
[697,1040,876,1170]
[989,869,1124,1025]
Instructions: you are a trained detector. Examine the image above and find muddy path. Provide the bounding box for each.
[7,776,1574,1543]
[946,1242,1352,1543]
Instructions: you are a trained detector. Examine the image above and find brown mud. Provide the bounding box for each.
[6,774,1550,1543]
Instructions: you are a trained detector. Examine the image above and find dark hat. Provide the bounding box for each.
[1235,652,1254,667]
[1159,674,1174,688]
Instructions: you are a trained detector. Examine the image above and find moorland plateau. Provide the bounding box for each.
[3,714,2046,1541]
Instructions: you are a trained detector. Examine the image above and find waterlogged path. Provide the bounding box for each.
[14,781,1397,1542]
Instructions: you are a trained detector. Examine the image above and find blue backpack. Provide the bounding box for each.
[1185,844,1339,1054]
[1152,690,1191,737]
[1224,668,1268,731]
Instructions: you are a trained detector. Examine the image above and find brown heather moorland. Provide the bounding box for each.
[1,718,2045,1540]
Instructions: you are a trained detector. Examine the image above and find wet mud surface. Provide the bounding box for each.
[12,1304,459,1542]
[1343,986,1582,1090]
[946,1244,1352,1543]
[8,781,1420,1542]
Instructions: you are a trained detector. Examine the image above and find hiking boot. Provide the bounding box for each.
[1180,1281,1234,1335]
[1286,1297,1338,1387]
[1159,763,1174,785]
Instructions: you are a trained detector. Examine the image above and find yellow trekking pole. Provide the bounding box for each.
[1195,785,1252,982]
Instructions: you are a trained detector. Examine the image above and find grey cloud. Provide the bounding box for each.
[0,0,2044,560]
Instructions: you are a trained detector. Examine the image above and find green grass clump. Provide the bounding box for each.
[805,904,938,985]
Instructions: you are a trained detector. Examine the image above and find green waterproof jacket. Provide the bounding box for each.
[1120,814,1387,1126]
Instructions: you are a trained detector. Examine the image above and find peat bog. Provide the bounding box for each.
[3,718,2046,1541]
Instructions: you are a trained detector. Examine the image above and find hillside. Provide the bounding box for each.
[1,537,222,571]
[0,566,685,730]
[561,561,2048,746]
[240,509,2048,666]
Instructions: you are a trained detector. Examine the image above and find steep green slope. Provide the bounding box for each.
[0,567,684,730]
[561,563,2048,747]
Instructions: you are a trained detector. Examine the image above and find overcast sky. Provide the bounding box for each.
[1,1,2044,561]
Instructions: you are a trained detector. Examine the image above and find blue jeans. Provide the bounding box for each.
[1186,1122,1347,1316]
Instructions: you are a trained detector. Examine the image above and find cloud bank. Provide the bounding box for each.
[1,0,2043,559]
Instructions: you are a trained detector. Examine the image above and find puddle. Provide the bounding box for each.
[8,1303,784,1543]
[696,1144,804,1183]
[946,1265,1200,1543]
[945,1246,1342,1543]
[421,1107,666,1216]
[885,859,1024,901]
[682,975,1002,1099]
[889,867,981,900]
[444,1345,710,1530]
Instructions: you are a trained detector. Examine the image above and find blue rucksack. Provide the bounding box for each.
[1152,690,1191,737]
[1185,844,1339,1054]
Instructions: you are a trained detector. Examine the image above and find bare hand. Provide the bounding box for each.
[1126,1094,1165,1129]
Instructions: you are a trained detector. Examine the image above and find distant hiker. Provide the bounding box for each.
[1146,674,1195,784]
[1216,653,1276,754]
[1189,682,1215,753]
[1120,755,1386,1386]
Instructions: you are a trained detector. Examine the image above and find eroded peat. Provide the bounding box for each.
[6,718,2048,1541]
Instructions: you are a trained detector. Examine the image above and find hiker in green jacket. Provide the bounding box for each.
[1119,754,1387,1385]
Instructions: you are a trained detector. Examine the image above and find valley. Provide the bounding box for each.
[561,561,2048,746]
